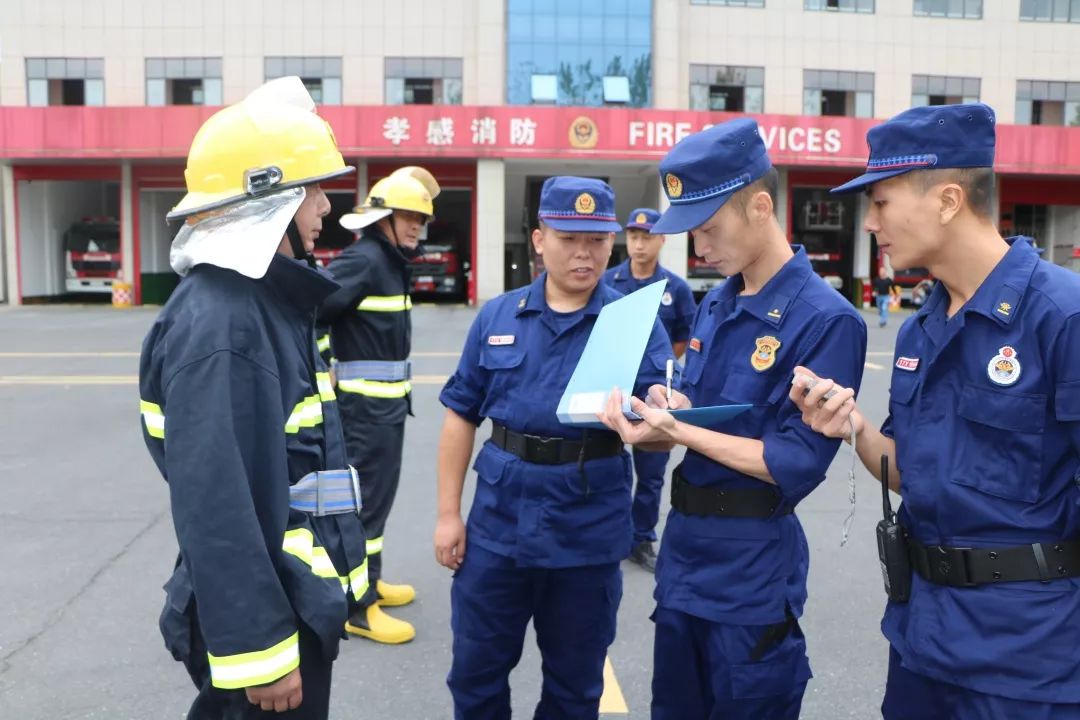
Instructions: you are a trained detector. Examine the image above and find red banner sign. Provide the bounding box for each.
[1,105,1079,175]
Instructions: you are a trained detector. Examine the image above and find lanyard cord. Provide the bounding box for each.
[791,373,858,545]
[839,415,858,546]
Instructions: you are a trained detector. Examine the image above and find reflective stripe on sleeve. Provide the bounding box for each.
[357,295,413,313]
[316,334,331,353]
[140,400,165,439]
[366,536,384,555]
[315,372,336,402]
[207,631,300,690]
[284,395,323,433]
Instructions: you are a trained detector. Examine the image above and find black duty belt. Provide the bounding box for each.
[490,423,623,466]
[671,468,791,520]
[908,537,1080,587]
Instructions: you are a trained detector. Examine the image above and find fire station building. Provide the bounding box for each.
[1,0,1079,307]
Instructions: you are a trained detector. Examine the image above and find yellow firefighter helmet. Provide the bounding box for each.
[168,77,354,221]
[339,166,441,231]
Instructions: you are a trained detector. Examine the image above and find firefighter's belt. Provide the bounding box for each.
[334,360,412,382]
[289,468,362,516]
[670,468,792,519]
[908,537,1080,587]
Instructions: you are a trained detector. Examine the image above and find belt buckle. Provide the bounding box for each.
[529,435,559,464]
[349,466,362,516]
[935,545,975,587]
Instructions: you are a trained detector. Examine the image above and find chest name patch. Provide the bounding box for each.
[689,338,702,353]
[895,357,920,372]
[488,335,516,346]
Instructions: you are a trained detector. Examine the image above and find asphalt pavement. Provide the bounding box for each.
[0,302,905,719]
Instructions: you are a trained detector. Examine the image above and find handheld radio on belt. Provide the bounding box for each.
[876,454,912,603]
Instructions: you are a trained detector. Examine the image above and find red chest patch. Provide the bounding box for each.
[895,357,919,372]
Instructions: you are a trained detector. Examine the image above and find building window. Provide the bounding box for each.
[531,74,558,103]
[26,58,105,106]
[1015,80,1080,125]
[914,0,982,18]
[265,57,342,105]
[1020,0,1080,22]
[690,0,764,5]
[146,58,223,106]
[912,75,980,106]
[385,58,462,105]
[507,0,652,107]
[603,76,631,104]
[804,70,874,118]
[689,64,764,112]
[805,0,874,12]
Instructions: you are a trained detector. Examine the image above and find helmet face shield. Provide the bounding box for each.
[170,187,305,279]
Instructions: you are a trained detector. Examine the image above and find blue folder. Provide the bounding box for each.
[556,280,750,429]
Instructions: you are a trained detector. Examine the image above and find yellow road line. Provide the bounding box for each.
[0,352,140,358]
[0,375,449,386]
[599,656,628,714]
[0,351,461,359]
[0,375,137,384]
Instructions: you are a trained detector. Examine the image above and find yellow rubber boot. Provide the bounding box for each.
[345,605,415,644]
[376,579,416,608]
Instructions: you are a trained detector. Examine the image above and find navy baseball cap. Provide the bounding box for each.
[831,103,996,195]
[652,118,773,235]
[626,208,661,231]
[537,176,622,233]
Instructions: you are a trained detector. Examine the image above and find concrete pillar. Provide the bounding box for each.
[121,161,135,287]
[775,168,789,235]
[657,185,688,278]
[355,160,368,205]
[1,163,17,305]
[476,158,506,303]
[853,192,873,307]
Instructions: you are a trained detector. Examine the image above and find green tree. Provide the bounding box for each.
[629,52,652,107]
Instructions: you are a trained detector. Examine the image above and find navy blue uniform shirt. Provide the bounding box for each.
[603,259,697,345]
[440,273,672,567]
[656,247,867,625]
[882,238,1080,703]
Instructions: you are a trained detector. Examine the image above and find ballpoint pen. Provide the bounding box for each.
[665,358,674,408]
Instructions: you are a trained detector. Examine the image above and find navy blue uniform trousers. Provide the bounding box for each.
[631,447,668,544]
[447,544,622,720]
[651,606,810,720]
[882,647,1080,720]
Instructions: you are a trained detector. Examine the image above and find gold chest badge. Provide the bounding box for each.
[751,335,781,372]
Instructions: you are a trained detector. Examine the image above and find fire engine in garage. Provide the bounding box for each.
[64,218,122,293]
